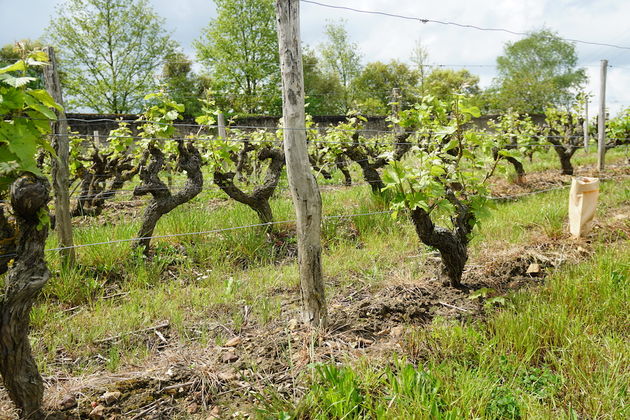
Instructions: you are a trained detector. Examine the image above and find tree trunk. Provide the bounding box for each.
[551,144,578,176]
[0,207,16,275]
[409,192,474,288]
[345,132,411,194]
[0,175,51,420]
[214,147,285,227]
[133,141,203,253]
[335,156,352,186]
[506,156,526,184]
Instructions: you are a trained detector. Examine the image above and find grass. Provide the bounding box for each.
[260,243,628,419]
[2,149,626,417]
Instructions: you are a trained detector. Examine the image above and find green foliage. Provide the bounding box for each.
[194,0,279,115]
[0,51,59,191]
[319,20,363,111]
[351,60,420,115]
[491,29,587,113]
[303,49,345,115]
[160,52,210,118]
[281,360,459,419]
[542,103,583,147]
[486,386,521,419]
[486,109,541,172]
[423,68,481,104]
[606,107,630,146]
[46,0,176,113]
[0,40,46,89]
[384,95,492,224]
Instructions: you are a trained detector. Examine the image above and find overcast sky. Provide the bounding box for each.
[1,0,629,115]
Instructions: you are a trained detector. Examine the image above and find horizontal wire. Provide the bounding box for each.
[50,131,630,145]
[301,0,630,51]
[1,173,629,261]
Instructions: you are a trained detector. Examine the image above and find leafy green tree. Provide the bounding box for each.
[195,0,279,115]
[47,0,176,113]
[410,38,430,95]
[319,20,362,110]
[424,68,480,103]
[351,60,420,115]
[491,29,587,113]
[303,49,345,115]
[160,52,211,118]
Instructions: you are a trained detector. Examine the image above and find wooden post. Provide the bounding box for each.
[275,0,327,328]
[597,60,607,171]
[93,130,100,145]
[391,88,403,136]
[217,112,226,139]
[43,46,75,265]
[583,98,589,152]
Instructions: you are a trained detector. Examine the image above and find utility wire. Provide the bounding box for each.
[301,0,630,51]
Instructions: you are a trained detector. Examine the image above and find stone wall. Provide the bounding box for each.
[65,113,546,139]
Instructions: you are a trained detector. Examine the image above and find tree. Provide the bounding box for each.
[303,49,345,115]
[319,20,362,110]
[491,29,587,113]
[424,68,480,103]
[160,52,210,118]
[47,0,176,113]
[351,60,420,115]
[410,38,430,95]
[195,0,280,115]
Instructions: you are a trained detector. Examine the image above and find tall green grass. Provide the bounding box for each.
[265,243,628,419]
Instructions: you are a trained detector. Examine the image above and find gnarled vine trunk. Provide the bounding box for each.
[0,175,51,420]
[551,143,579,175]
[73,152,146,217]
[133,140,202,253]
[344,132,412,193]
[492,142,526,184]
[546,115,582,176]
[335,156,352,186]
[409,190,475,287]
[0,207,16,275]
[214,147,285,226]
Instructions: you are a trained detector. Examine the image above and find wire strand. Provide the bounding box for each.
[301,0,630,51]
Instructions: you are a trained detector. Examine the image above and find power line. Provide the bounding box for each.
[301,0,630,51]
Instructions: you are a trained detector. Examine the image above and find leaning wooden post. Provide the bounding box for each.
[597,59,607,171]
[275,0,328,328]
[43,46,75,265]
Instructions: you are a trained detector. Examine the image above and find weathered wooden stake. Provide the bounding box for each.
[276,0,328,328]
[217,112,227,139]
[583,97,589,152]
[597,59,607,171]
[43,46,75,265]
[391,88,403,136]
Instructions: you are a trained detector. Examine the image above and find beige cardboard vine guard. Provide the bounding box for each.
[568,177,599,238]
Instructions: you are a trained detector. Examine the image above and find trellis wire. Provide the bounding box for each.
[300,0,630,51]
[1,173,628,261]
[49,131,630,146]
